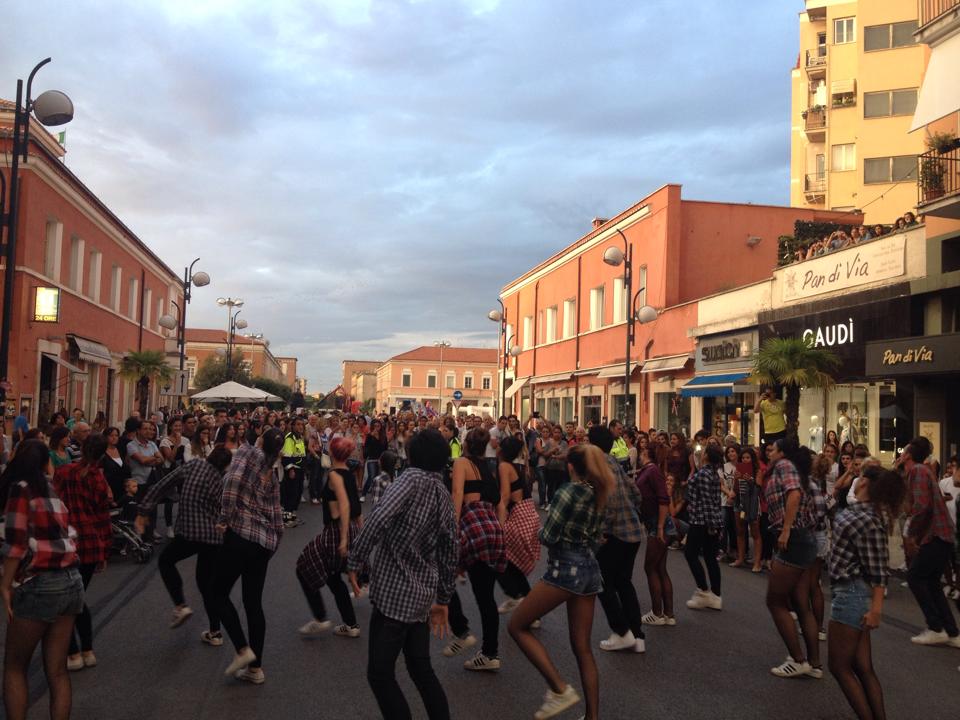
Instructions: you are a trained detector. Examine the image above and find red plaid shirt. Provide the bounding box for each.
[459,501,506,573]
[53,462,113,565]
[2,480,78,581]
[907,462,955,546]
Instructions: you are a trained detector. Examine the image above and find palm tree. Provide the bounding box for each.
[120,349,173,418]
[750,337,841,441]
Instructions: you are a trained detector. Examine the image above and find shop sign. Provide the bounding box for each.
[802,317,854,348]
[33,287,60,323]
[696,330,758,371]
[780,235,906,303]
[866,333,960,376]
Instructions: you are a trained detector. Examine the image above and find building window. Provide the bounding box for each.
[127,277,139,319]
[401,372,412,388]
[864,155,918,184]
[537,310,544,345]
[864,88,918,118]
[463,374,473,389]
[864,21,918,51]
[834,17,855,44]
[482,375,492,390]
[427,372,437,388]
[505,323,514,357]
[445,372,455,388]
[87,250,101,302]
[523,315,533,349]
[186,360,198,388]
[68,236,84,292]
[637,266,647,310]
[612,278,626,324]
[157,298,164,330]
[143,288,153,329]
[43,221,62,279]
[831,143,856,172]
[563,299,576,339]
[545,306,557,343]
[110,265,122,312]
[589,286,604,330]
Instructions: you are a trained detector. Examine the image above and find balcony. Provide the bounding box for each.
[801,106,827,141]
[805,50,827,76]
[917,0,960,43]
[804,173,826,203]
[917,144,960,218]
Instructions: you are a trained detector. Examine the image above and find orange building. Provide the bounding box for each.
[275,356,299,390]
[184,329,291,388]
[376,347,498,415]
[500,184,859,432]
[1,101,183,427]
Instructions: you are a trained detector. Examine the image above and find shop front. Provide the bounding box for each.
[681,329,759,446]
[759,293,912,463]
[866,332,960,463]
[642,353,693,437]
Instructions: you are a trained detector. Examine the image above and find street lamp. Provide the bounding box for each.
[158,258,210,377]
[0,58,74,388]
[225,310,248,380]
[488,302,521,416]
[434,339,451,414]
[603,229,658,426]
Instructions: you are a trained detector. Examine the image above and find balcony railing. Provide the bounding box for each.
[919,0,960,28]
[805,50,827,70]
[802,107,827,133]
[918,144,960,207]
[805,174,826,193]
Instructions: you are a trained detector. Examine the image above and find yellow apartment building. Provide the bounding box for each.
[790,0,928,223]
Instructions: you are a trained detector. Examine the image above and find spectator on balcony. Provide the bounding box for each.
[903,211,918,228]
[871,224,887,238]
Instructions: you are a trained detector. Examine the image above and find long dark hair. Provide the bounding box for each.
[862,466,907,527]
[0,439,52,501]
[49,425,70,451]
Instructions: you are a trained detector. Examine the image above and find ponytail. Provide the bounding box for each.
[567,444,613,511]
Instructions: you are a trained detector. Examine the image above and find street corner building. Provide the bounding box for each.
[0,99,184,428]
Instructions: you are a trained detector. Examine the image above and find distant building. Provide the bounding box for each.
[184,329,290,386]
[350,371,377,407]
[376,346,498,415]
[275,356,298,389]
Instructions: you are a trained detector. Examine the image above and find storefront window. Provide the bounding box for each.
[610,393,637,425]
[655,392,690,436]
[536,398,546,418]
[581,395,602,426]
[520,397,530,421]
[704,394,756,446]
[547,398,561,422]
[562,397,574,424]
[800,383,897,464]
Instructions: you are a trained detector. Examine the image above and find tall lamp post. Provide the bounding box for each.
[216,298,244,380]
[159,258,210,371]
[603,229,658,426]
[225,310,248,380]
[434,339,451,414]
[488,302,521,417]
[0,58,73,390]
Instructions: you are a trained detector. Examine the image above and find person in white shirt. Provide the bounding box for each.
[938,456,959,526]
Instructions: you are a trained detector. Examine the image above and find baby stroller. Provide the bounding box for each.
[111,509,153,563]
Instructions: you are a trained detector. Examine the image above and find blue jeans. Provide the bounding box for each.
[362,460,380,496]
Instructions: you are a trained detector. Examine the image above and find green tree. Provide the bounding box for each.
[750,337,841,441]
[119,349,174,418]
[193,351,252,391]
[250,376,292,403]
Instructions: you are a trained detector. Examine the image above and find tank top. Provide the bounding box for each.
[461,456,500,505]
[322,469,362,524]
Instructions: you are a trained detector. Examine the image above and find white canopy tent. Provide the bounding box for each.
[191,381,283,403]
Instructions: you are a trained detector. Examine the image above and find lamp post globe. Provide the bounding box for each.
[158,314,178,331]
[191,271,210,287]
[235,318,248,330]
[31,89,74,126]
[603,246,625,267]
[636,306,658,324]
[487,310,502,322]
[509,345,522,357]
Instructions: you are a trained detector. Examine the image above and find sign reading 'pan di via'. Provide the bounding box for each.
[865,333,960,376]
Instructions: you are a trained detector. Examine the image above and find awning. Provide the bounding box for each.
[679,372,753,398]
[831,78,855,95]
[42,353,88,377]
[641,353,691,374]
[596,363,639,379]
[67,335,112,365]
[504,377,528,399]
[530,372,573,384]
[911,31,960,131]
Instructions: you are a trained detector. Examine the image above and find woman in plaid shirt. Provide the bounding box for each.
[1,439,84,720]
[827,466,906,720]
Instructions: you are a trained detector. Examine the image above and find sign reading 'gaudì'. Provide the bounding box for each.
[781,235,906,302]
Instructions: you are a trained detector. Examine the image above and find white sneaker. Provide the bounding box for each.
[235,667,265,684]
[664,615,677,626]
[534,685,581,720]
[298,619,332,636]
[81,651,97,667]
[771,656,812,678]
[599,630,636,652]
[530,619,542,629]
[464,652,501,671]
[705,592,722,610]
[224,647,256,676]
[686,590,711,610]
[807,665,824,679]
[442,633,477,657]
[634,637,646,654]
[67,654,85,672]
[498,598,521,614]
[201,631,224,646]
[911,629,950,645]
[170,605,194,628]
[334,624,361,638]
[945,634,960,649]
[641,611,667,626]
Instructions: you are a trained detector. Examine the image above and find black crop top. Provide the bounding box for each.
[510,462,532,500]
[322,469,362,523]
[461,457,500,505]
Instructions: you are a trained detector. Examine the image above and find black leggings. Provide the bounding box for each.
[597,536,643,638]
[69,563,96,655]
[497,562,531,600]
[297,568,357,626]
[281,468,304,514]
[213,530,273,668]
[448,562,500,658]
[158,536,221,631]
[684,524,721,596]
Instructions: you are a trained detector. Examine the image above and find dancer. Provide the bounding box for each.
[828,466,906,719]
[683,443,724,611]
[509,444,612,720]
[136,446,233,645]
[214,428,285,685]
[496,435,541,614]
[636,444,675,626]
[296,436,363,639]
[347,428,457,720]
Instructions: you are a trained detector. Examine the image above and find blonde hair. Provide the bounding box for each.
[567,444,613,510]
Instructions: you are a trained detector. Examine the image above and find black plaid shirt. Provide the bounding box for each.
[685,465,722,531]
[829,504,889,587]
[139,459,225,545]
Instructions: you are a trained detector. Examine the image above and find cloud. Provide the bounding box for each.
[2,0,796,391]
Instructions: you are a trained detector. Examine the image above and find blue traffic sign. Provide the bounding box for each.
[452,390,463,401]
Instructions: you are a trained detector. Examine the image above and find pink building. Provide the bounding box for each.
[376,346,498,415]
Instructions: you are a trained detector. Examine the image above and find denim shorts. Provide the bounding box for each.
[542,546,602,596]
[830,578,872,630]
[11,568,84,623]
[774,527,818,569]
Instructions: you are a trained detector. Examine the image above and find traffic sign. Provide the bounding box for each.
[160,370,189,396]
[452,390,463,401]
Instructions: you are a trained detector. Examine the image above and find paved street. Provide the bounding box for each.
[4,503,959,720]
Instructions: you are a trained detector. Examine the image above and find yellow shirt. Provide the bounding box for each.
[759,399,786,434]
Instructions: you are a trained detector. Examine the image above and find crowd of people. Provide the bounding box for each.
[1,399,959,720]
[788,211,920,264]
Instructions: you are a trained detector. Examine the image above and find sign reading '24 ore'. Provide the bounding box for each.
[781,235,906,303]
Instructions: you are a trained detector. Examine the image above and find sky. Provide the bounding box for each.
[3,0,800,392]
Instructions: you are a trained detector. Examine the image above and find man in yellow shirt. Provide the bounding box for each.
[754,388,787,445]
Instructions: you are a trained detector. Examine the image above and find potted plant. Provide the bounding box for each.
[927,131,958,154]
[920,156,946,201]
